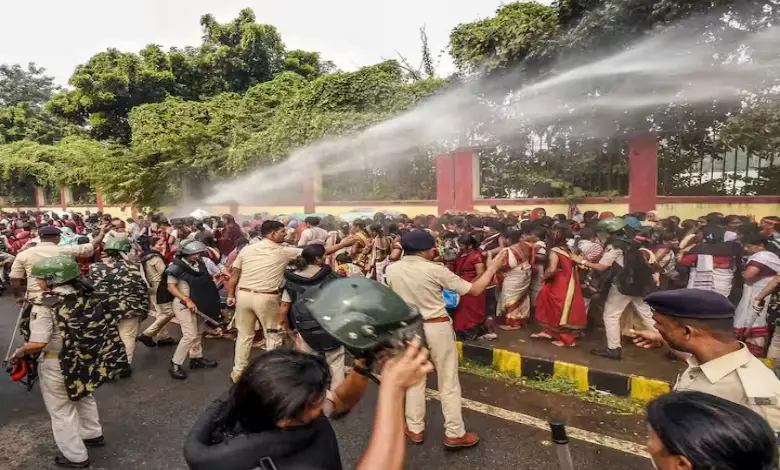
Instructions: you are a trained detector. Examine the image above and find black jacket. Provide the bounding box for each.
[184,397,342,470]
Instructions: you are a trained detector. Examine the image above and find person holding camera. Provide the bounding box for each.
[385,230,506,448]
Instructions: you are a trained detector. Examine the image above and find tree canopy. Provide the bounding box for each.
[0,3,778,209]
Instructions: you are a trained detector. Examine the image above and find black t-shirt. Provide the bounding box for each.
[185,399,342,470]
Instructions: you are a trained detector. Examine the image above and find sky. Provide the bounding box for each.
[0,0,533,86]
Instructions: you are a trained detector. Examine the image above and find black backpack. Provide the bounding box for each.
[613,242,657,298]
[285,269,341,353]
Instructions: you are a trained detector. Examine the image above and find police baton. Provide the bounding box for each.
[3,303,27,366]
[549,419,575,470]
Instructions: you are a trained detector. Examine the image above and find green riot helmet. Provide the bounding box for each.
[104,237,132,253]
[597,217,628,234]
[179,239,207,256]
[30,256,81,286]
[306,277,425,354]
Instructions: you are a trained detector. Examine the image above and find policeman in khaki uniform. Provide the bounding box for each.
[227,220,350,383]
[385,230,506,449]
[10,225,106,302]
[9,257,121,468]
[631,289,780,434]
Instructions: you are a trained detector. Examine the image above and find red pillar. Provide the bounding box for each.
[34,187,44,208]
[60,186,67,210]
[453,150,476,212]
[436,153,455,214]
[96,192,104,212]
[628,134,658,213]
[302,171,316,214]
[228,201,239,218]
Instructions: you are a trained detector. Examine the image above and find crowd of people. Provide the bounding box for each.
[3,205,780,469]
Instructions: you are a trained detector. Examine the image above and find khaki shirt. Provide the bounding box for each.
[9,242,95,299]
[385,255,472,319]
[28,285,77,354]
[144,255,167,294]
[280,265,322,303]
[674,343,780,432]
[233,239,302,292]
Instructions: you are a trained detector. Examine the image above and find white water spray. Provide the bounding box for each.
[205,13,780,206]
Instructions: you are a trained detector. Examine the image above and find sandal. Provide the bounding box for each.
[552,340,576,348]
[530,333,554,340]
[498,325,521,331]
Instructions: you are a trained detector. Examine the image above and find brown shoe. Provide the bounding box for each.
[443,432,480,449]
[404,427,424,444]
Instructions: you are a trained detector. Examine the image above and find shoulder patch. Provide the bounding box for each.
[737,366,779,406]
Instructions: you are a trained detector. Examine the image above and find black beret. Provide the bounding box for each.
[39,226,62,237]
[644,289,735,319]
[401,230,436,252]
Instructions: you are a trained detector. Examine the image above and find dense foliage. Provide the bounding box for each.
[0,2,778,208]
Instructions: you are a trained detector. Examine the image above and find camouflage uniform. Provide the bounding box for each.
[89,259,148,363]
[30,284,127,464]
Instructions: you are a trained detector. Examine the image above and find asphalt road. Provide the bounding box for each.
[0,296,649,470]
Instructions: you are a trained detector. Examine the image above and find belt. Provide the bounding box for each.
[43,351,59,360]
[424,317,451,324]
[239,287,279,295]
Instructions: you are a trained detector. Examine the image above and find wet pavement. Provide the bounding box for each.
[471,325,685,383]
[0,296,650,469]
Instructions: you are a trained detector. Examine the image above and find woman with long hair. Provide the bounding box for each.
[452,236,489,340]
[531,229,587,347]
[279,244,344,389]
[646,391,777,470]
[368,224,390,284]
[217,214,243,261]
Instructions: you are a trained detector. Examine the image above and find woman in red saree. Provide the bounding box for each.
[453,236,488,340]
[532,229,587,347]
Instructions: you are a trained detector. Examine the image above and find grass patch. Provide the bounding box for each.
[459,357,647,416]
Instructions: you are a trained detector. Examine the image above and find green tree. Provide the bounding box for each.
[0,63,59,106]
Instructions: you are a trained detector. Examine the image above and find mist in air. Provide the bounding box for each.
[204,12,780,206]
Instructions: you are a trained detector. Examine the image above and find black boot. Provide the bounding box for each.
[156,337,178,347]
[590,347,622,361]
[169,362,187,380]
[54,455,90,468]
[190,358,219,369]
[119,364,132,379]
[137,334,156,348]
[83,436,105,448]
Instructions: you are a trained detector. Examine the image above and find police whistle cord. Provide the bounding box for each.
[549,420,575,470]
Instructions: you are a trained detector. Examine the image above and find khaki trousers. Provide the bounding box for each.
[118,317,141,363]
[405,321,466,438]
[171,301,204,365]
[603,285,657,349]
[40,359,102,464]
[143,296,175,340]
[232,291,282,377]
[295,333,346,390]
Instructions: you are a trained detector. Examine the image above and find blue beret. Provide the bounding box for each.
[401,230,435,252]
[644,289,735,319]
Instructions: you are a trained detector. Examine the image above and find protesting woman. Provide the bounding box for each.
[734,234,780,357]
[452,236,488,340]
[497,230,532,330]
[532,229,587,347]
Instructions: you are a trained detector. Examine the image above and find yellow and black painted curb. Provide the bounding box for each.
[457,342,671,402]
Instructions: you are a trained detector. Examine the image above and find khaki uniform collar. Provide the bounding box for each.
[686,343,753,384]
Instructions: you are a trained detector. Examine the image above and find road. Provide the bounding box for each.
[0,296,650,469]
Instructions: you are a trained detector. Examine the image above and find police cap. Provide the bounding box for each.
[644,289,735,320]
[39,226,62,237]
[401,230,435,252]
